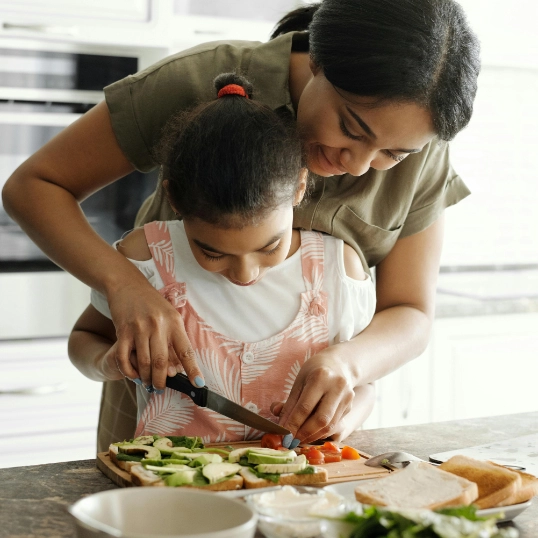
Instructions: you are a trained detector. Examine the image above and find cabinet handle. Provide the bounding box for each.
[0,383,67,396]
[3,22,78,36]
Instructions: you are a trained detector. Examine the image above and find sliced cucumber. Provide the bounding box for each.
[256,454,307,474]
[144,464,192,473]
[247,451,296,465]
[228,447,251,463]
[202,462,241,484]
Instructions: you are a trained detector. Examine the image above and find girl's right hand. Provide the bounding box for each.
[109,282,205,392]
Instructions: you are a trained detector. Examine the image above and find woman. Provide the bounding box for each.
[2,0,480,451]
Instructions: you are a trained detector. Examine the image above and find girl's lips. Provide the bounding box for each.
[315,145,346,176]
[228,277,257,287]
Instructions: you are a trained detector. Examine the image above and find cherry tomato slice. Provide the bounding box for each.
[323,452,342,463]
[341,445,361,460]
[260,433,283,450]
[305,447,325,465]
[320,441,341,453]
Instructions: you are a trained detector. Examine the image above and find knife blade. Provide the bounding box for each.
[165,373,291,436]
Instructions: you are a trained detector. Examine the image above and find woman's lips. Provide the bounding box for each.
[315,145,346,176]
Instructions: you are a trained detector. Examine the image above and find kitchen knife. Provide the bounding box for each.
[165,373,291,436]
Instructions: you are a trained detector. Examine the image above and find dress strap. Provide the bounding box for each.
[299,231,325,292]
[143,221,177,287]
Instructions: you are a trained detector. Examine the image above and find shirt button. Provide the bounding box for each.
[245,402,258,413]
[241,351,255,364]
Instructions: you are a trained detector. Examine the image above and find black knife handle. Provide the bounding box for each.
[165,373,208,407]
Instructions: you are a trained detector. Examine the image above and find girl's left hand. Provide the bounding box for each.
[272,347,356,444]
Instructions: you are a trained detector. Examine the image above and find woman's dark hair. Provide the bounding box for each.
[272,0,480,141]
[155,72,303,227]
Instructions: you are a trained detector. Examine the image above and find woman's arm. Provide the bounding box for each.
[2,102,203,390]
[278,215,445,443]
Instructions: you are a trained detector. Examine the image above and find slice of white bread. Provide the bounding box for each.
[354,461,479,510]
[487,462,538,506]
[130,464,244,491]
[439,455,521,509]
[239,466,329,489]
[109,445,143,472]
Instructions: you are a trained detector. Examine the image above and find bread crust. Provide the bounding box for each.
[488,463,538,506]
[439,455,522,509]
[130,464,244,490]
[239,466,328,489]
[108,445,141,472]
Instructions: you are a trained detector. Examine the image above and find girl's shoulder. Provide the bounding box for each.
[116,227,152,261]
[317,233,367,282]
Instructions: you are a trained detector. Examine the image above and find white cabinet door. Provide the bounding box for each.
[0,0,151,23]
[430,313,538,422]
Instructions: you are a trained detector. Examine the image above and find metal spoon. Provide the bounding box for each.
[365,451,425,470]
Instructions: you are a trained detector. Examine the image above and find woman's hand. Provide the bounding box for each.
[109,282,205,392]
[273,346,356,444]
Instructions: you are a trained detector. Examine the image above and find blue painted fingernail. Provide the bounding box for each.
[132,378,143,386]
[155,389,165,395]
[290,438,301,449]
[194,376,205,388]
[145,385,156,394]
[282,433,293,448]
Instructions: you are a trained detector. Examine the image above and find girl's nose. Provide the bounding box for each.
[340,148,374,177]
[230,259,259,284]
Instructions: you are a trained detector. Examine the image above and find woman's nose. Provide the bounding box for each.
[340,148,374,177]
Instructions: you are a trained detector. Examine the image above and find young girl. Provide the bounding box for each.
[68,73,376,445]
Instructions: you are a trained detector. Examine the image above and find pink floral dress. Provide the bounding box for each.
[134,221,330,443]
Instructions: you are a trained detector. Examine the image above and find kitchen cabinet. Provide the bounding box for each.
[0,337,102,468]
[0,0,172,51]
[363,312,538,430]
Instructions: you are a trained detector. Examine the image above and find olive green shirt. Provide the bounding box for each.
[105,32,470,269]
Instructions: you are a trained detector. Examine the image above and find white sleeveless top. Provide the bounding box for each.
[91,220,376,345]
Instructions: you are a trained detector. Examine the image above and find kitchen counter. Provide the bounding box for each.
[435,268,538,318]
[1,411,537,537]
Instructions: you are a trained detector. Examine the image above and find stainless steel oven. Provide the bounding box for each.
[0,46,158,271]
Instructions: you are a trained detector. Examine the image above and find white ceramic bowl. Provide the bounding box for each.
[69,487,258,538]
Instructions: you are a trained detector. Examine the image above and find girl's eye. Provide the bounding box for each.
[383,150,406,163]
[201,250,224,262]
[339,118,364,141]
[264,242,282,256]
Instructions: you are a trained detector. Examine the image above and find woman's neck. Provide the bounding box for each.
[288,52,312,112]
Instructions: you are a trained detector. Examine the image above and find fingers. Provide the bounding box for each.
[114,338,140,381]
[170,327,204,388]
[299,396,353,445]
[270,402,285,417]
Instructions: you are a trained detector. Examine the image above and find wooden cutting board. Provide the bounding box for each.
[96,441,389,488]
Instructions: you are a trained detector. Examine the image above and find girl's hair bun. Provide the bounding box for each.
[214,72,254,99]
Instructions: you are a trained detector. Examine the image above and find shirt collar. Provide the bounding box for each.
[247,32,296,117]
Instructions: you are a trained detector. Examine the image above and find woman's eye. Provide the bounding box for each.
[201,250,224,261]
[339,119,364,141]
[383,150,406,163]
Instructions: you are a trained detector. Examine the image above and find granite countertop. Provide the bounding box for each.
[1,411,537,538]
[435,268,538,318]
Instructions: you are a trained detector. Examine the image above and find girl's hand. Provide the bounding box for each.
[109,282,205,392]
[274,347,356,444]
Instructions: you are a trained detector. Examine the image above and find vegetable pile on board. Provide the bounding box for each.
[108,433,361,490]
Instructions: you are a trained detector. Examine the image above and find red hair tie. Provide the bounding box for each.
[217,84,249,99]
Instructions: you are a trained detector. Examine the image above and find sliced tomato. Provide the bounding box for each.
[305,446,325,465]
[320,441,341,454]
[341,445,361,460]
[260,433,283,450]
[322,451,342,463]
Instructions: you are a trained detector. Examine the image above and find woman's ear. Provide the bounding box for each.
[293,168,309,207]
